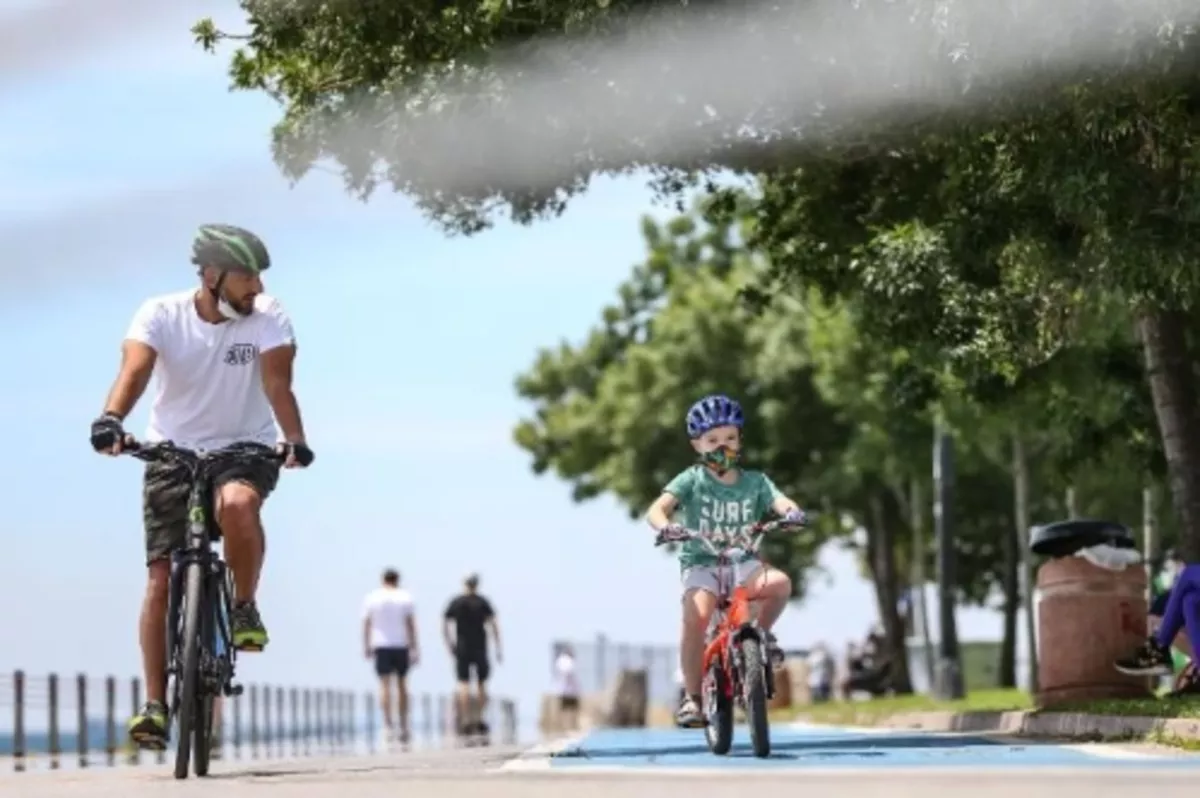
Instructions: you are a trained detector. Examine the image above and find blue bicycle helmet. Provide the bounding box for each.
[685,394,745,438]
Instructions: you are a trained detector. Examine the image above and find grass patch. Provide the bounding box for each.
[1054,695,1200,718]
[778,688,1031,725]
[780,688,1200,725]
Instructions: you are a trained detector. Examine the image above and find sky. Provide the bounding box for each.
[0,1,1028,732]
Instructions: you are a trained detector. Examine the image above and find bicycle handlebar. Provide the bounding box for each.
[655,514,818,555]
[122,438,286,467]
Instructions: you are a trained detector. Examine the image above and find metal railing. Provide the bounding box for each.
[552,634,678,707]
[1,671,517,771]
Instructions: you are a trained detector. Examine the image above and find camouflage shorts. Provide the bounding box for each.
[142,457,280,565]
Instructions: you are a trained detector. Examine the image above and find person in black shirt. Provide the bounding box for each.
[443,573,503,736]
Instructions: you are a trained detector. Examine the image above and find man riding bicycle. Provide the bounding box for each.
[89,224,313,751]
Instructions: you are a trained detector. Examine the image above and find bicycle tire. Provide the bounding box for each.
[173,562,204,780]
[740,637,770,758]
[193,693,214,776]
[702,663,733,755]
[192,580,216,777]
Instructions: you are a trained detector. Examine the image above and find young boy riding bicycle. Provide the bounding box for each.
[645,394,806,728]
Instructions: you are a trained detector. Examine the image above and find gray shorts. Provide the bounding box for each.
[142,457,280,564]
[680,557,764,597]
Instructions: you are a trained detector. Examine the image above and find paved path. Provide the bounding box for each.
[6,723,1200,797]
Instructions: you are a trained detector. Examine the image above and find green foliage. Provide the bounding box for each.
[512,198,1164,612]
[202,0,1200,573]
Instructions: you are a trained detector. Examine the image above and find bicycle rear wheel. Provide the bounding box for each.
[192,582,216,777]
[173,562,204,780]
[702,663,733,755]
[193,693,214,776]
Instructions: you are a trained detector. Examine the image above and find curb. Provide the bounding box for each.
[811,709,1200,741]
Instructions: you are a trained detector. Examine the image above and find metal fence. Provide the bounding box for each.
[0,670,518,772]
[552,634,678,707]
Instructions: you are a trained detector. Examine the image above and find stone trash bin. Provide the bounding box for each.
[1031,519,1154,707]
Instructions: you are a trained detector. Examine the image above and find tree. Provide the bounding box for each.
[514,198,852,596]
[514,197,1143,688]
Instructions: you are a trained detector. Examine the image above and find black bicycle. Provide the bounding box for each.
[125,440,286,780]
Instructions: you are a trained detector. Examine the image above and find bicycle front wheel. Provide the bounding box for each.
[739,637,770,758]
[173,562,204,780]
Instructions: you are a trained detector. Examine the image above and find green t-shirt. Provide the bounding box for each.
[663,465,783,569]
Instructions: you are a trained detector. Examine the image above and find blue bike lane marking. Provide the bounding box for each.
[524,723,1200,771]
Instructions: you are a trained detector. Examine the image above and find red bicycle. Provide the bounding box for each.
[657,516,811,758]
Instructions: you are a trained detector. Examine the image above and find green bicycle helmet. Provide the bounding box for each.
[191,223,271,274]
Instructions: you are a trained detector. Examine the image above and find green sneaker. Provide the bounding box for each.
[128,700,168,750]
[231,601,269,651]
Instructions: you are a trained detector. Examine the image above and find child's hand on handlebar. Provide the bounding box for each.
[783,508,808,525]
[654,524,689,546]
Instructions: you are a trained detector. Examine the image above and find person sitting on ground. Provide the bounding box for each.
[1116,558,1200,696]
[840,629,893,699]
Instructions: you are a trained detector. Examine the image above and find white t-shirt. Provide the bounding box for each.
[362,587,415,650]
[554,653,580,697]
[125,290,296,451]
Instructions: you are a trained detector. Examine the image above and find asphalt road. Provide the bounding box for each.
[5,723,1200,797]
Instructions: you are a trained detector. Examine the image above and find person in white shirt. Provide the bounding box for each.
[89,224,313,751]
[553,644,581,732]
[363,569,420,744]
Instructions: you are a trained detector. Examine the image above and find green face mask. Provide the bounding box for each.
[701,446,740,472]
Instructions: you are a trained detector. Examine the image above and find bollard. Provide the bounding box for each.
[129,678,141,766]
[437,694,447,739]
[289,688,300,757]
[48,673,60,769]
[365,690,375,753]
[262,684,273,757]
[314,689,324,750]
[13,670,26,772]
[233,687,243,759]
[303,689,312,755]
[335,690,344,752]
[325,690,334,752]
[105,676,117,767]
[422,693,433,742]
[249,684,259,759]
[277,687,286,759]
[77,673,88,769]
[349,691,357,751]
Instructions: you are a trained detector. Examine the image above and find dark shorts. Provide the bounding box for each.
[558,695,580,711]
[143,456,280,564]
[455,650,490,684]
[374,647,411,678]
[1151,589,1171,617]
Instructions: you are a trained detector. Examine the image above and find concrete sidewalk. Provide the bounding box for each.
[811,709,1200,742]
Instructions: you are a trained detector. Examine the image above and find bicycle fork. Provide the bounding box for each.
[731,622,776,701]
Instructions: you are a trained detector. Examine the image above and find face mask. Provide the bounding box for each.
[701,445,740,473]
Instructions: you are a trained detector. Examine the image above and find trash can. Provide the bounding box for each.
[1031,519,1154,707]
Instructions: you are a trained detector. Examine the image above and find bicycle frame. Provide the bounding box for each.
[164,461,239,716]
[699,547,769,702]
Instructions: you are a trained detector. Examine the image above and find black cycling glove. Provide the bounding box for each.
[90,412,125,452]
[281,441,315,467]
